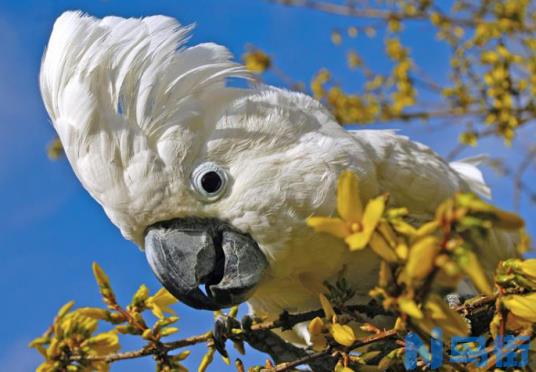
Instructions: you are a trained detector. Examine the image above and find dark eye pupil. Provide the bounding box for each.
[201,171,222,193]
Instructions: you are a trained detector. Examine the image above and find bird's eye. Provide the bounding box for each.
[191,162,229,202]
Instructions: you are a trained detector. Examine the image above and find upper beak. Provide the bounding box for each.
[144,218,268,310]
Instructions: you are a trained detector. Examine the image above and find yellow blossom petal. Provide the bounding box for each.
[307,217,349,239]
[132,284,150,305]
[398,297,423,319]
[308,317,325,336]
[391,220,417,236]
[319,293,336,319]
[308,317,328,351]
[335,366,355,372]
[337,171,363,222]
[425,295,469,337]
[77,307,110,320]
[362,195,386,228]
[404,236,441,282]
[36,361,55,372]
[369,233,398,262]
[458,250,493,296]
[345,231,370,250]
[378,260,393,288]
[415,221,439,237]
[92,262,111,289]
[57,300,75,318]
[345,195,385,250]
[489,313,502,339]
[330,323,356,346]
[83,331,120,356]
[395,243,408,260]
[146,288,178,319]
[394,317,405,332]
[198,347,215,372]
[503,293,536,322]
[520,259,536,280]
[242,50,271,73]
[377,222,398,247]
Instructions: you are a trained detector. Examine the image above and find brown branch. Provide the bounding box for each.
[269,0,536,32]
[260,350,332,372]
[71,331,213,363]
[69,288,525,367]
[260,329,399,372]
[67,301,387,365]
[268,0,477,27]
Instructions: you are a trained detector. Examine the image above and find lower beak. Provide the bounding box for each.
[144,218,267,310]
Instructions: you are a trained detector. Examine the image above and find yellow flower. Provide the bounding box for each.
[403,236,441,283]
[331,30,342,45]
[456,249,493,295]
[242,50,271,73]
[520,259,536,280]
[77,307,110,320]
[416,295,469,339]
[309,317,325,336]
[398,296,423,319]
[198,347,216,372]
[36,361,55,372]
[319,293,336,320]
[82,331,120,356]
[307,171,386,251]
[308,317,328,351]
[131,284,150,305]
[335,367,355,372]
[47,137,64,160]
[330,323,356,347]
[145,288,178,319]
[502,293,536,322]
[92,262,111,289]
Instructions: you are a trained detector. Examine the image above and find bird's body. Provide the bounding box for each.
[41,11,517,345]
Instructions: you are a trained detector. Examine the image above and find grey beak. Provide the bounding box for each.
[144,218,267,310]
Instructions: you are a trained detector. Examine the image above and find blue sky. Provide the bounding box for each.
[0,1,534,371]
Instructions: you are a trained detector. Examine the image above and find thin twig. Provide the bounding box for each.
[268,0,476,27]
[270,0,536,31]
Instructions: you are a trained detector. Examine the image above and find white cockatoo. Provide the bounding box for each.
[40,11,518,345]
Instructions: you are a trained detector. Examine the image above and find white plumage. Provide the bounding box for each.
[41,11,518,344]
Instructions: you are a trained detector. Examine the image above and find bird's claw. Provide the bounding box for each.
[213,314,242,357]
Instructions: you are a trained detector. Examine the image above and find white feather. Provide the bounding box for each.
[449,155,492,199]
[40,12,520,346]
[40,11,251,241]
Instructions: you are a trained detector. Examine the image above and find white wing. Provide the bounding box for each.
[351,129,518,269]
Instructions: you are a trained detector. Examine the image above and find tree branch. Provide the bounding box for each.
[67,290,518,367]
[268,0,478,27]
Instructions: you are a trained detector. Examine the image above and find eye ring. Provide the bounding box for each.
[191,162,229,202]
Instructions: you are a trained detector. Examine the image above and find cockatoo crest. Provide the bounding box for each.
[40,11,251,242]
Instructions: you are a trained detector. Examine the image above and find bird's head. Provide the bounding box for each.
[40,12,343,310]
